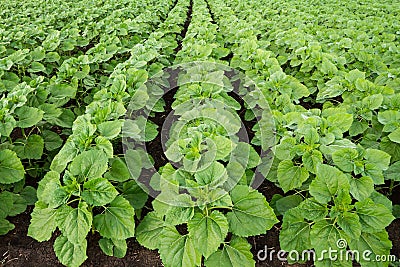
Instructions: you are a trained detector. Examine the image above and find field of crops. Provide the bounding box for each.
[1,0,400,266]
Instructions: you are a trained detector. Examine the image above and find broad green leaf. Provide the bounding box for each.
[98,120,123,139]
[337,212,361,240]
[120,180,148,209]
[165,205,194,225]
[280,207,311,252]
[204,237,255,267]
[28,201,57,242]
[277,160,309,192]
[327,113,353,133]
[310,220,349,260]
[159,228,201,267]
[50,141,78,173]
[82,178,118,206]
[309,165,350,204]
[226,185,278,237]
[298,198,328,221]
[136,212,165,250]
[194,161,227,187]
[124,149,143,180]
[302,150,323,174]
[0,149,24,184]
[388,128,400,144]
[0,191,14,218]
[42,130,63,151]
[384,161,400,181]
[28,62,46,73]
[98,238,127,258]
[54,235,87,267]
[69,150,108,180]
[349,231,392,267]
[231,142,260,169]
[188,211,229,258]
[355,199,394,233]
[369,191,393,211]
[275,195,303,215]
[349,176,374,201]
[7,192,27,216]
[332,148,358,172]
[93,196,135,239]
[364,149,391,170]
[56,203,92,244]
[275,137,296,161]
[14,106,44,128]
[14,134,44,159]
[0,218,14,235]
[104,158,131,182]
[94,136,113,158]
[212,135,236,160]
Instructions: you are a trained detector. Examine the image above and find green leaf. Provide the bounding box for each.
[364,149,391,170]
[15,106,44,128]
[136,212,165,250]
[28,201,57,242]
[362,94,383,110]
[82,178,118,206]
[54,235,87,267]
[98,238,127,258]
[384,161,400,181]
[104,158,130,182]
[120,180,148,209]
[28,62,46,73]
[14,134,44,159]
[56,202,92,244]
[332,148,358,172]
[388,128,400,144]
[337,212,361,240]
[124,149,143,180]
[327,113,353,133]
[98,120,123,139]
[159,228,201,267]
[43,130,63,151]
[226,185,278,237]
[275,195,303,215]
[50,141,78,173]
[277,160,309,192]
[187,210,229,258]
[355,199,395,233]
[0,149,24,184]
[165,205,194,225]
[194,161,227,187]
[280,207,311,252]
[310,220,349,260]
[0,218,14,235]
[204,236,255,267]
[69,150,108,180]
[309,164,350,204]
[21,186,37,205]
[298,198,328,221]
[302,150,323,174]
[93,196,135,239]
[349,176,374,201]
[349,231,392,267]
[212,135,236,160]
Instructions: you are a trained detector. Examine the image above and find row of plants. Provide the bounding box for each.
[26,0,192,265]
[210,0,400,266]
[0,0,399,266]
[1,0,178,253]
